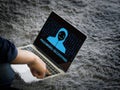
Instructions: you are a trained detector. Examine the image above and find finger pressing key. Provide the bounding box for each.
[45,69,51,77]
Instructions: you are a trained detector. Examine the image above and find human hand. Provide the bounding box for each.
[12,49,51,79]
[28,56,51,79]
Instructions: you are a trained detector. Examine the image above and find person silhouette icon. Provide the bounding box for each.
[47,28,68,53]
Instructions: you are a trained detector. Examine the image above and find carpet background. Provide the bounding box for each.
[0,0,120,90]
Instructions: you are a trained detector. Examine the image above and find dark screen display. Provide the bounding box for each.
[34,12,86,72]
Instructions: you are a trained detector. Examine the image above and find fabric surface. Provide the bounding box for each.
[0,37,18,63]
[0,37,17,86]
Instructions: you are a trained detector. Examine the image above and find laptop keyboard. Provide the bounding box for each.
[21,46,60,75]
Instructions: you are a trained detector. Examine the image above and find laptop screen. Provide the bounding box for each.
[34,12,86,72]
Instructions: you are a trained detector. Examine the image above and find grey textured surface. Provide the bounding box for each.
[0,0,120,90]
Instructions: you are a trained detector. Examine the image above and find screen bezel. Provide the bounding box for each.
[34,12,87,72]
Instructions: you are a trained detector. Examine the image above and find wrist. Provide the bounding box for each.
[27,56,39,67]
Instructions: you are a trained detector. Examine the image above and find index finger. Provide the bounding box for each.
[45,69,51,76]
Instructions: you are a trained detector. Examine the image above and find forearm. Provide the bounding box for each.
[11,49,38,65]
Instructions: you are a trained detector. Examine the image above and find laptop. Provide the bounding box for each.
[11,12,87,83]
